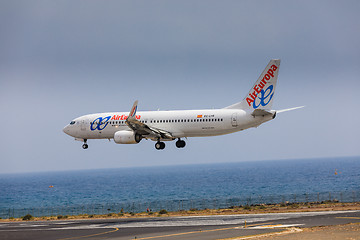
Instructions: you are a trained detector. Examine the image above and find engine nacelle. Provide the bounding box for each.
[114,131,141,144]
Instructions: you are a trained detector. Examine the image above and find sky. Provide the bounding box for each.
[0,0,359,174]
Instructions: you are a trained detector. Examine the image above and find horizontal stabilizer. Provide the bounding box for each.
[276,106,305,113]
[251,109,274,117]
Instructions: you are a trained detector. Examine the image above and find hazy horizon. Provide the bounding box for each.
[1,155,358,175]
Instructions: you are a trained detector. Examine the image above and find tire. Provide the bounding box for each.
[176,140,182,148]
[82,144,88,149]
[155,142,165,150]
[155,142,162,150]
[176,140,186,148]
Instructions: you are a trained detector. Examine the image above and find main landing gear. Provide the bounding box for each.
[176,139,186,148]
[82,139,88,149]
[155,139,186,150]
[155,141,165,150]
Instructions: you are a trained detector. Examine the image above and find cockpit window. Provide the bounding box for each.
[70,121,76,125]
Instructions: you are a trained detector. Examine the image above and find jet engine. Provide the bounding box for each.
[114,131,142,144]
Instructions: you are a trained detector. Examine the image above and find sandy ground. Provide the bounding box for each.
[1,202,360,222]
[251,223,360,240]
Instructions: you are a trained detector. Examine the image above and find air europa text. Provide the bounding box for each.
[111,114,141,120]
[246,64,278,106]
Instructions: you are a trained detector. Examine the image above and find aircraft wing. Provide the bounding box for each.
[125,101,174,140]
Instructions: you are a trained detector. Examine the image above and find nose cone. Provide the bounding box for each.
[63,125,71,136]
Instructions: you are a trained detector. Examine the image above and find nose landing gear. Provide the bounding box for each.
[82,139,88,149]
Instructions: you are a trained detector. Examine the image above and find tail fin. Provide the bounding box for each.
[225,59,281,110]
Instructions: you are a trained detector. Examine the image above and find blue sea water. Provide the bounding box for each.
[0,157,359,217]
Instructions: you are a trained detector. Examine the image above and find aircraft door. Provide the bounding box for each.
[231,113,237,127]
[80,119,86,131]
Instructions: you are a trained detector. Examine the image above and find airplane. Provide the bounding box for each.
[63,59,303,150]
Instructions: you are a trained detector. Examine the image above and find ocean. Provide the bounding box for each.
[0,157,359,218]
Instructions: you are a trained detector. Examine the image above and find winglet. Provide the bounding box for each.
[128,100,138,119]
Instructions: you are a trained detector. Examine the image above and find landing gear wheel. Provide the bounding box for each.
[176,139,186,148]
[155,142,165,150]
[82,139,88,149]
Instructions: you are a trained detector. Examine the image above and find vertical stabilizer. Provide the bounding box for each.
[225,59,281,110]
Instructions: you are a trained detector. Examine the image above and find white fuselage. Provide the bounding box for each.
[63,108,274,141]
[63,59,284,149]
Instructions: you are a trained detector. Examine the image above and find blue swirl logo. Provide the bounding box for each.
[253,85,274,109]
[90,116,111,131]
